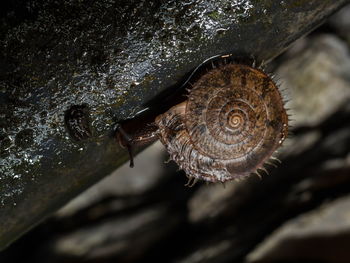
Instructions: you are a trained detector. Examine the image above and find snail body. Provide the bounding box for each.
[155,63,288,183]
[116,58,288,183]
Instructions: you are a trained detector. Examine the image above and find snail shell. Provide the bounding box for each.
[155,63,288,183]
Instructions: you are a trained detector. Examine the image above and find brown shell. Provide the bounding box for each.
[155,63,288,183]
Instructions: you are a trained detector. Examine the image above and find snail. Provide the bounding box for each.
[116,55,288,183]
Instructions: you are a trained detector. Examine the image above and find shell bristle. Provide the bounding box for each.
[185,177,198,187]
[265,161,278,168]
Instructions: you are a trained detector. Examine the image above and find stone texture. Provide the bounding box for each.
[54,205,181,261]
[57,142,167,217]
[277,34,350,128]
[246,195,350,263]
[329,4,350,42]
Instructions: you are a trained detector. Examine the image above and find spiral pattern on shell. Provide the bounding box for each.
[155,63,288,183]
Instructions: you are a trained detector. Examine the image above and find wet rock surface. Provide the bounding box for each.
[1,1,350,262]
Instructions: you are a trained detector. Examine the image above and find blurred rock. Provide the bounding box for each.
[280,130,320,158]
[293,155,350,196]
[54,204,181,262]
[277,34,350,127]
[246,195,350,263]
[329,4,350,42]
[188,181,248,224]
[57,142,168,217]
